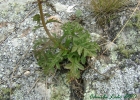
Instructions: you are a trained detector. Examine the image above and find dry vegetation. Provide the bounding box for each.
[90,0,129,28]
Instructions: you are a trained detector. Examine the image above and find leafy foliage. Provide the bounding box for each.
[33,0,100,82]
[33,21,100,81]
[89,0,129,28]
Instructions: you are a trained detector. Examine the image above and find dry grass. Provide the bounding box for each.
[90,0,129,28]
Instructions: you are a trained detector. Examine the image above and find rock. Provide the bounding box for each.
[11,38,20,47]
[90,32,101,41]
[35,82,51,99]
[0,34,5,42]
[105,41,118,51]
[0,0,140,100]
[54,2,68,12]
[24,71,30,76]
[54,2,76,12]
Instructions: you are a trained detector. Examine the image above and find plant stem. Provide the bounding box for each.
[37,0,66,50]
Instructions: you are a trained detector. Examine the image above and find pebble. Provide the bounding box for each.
[0,34,5,42]
[24,71,30,76]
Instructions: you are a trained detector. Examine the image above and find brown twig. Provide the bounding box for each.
[37,0,66,50]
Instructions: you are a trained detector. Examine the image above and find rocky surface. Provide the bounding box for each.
[0,0,140,100]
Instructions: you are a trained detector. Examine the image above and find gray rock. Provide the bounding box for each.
[0,34,5,42]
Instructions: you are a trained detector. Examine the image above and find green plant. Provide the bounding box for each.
[34,21,99,81]
[89,0,129,28]
[117,44,135,58]
[120,49,134,58]
[33,0,100,81]
[75,9,82,18]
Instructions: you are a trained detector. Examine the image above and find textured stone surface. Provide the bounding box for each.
[0,0,140,100]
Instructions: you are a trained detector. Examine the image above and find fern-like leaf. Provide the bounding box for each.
[45,19,61,24]
[64,57,84,80]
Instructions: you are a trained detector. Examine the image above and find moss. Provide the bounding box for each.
[116,29,140,59]
[135,58,140,64]
[0,85,21,100]
[83,79,95,100]
[51,86,69,100]
[0,87,10,100]
[133,82,140,88]
[117,43,136,58]
[50,74,70,100]
[75,9,83,18]
[110,51,118,62]
[120,49,135,58]
[127,10,140,30]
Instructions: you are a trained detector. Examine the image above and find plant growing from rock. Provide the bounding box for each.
[33,0,99,82]
[89,0,129,29]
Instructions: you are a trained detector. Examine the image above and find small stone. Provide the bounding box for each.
[54,2,68,12]
[0,34,5,42]
[11,38,20,47]
[35,82,50,98]
[0,74,3,78]
[1,68,4,71]
[24,71,30,76]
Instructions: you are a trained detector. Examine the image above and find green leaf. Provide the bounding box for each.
[81,55,86,64]
[83,48,94,57]
[64,63,71,69]
[33,14,40,24]
[56,63,60,69]
[64,57,84,80]
[71,46,78,52]
[62,50,68,56]
[67,70,80,81]
[45,19,61,24]
[72,32,100,57]
[77,46,83,55]
[64,36,72,48]
[62,22,86,36]
[47,51,63,69]
[64,58,84,80]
